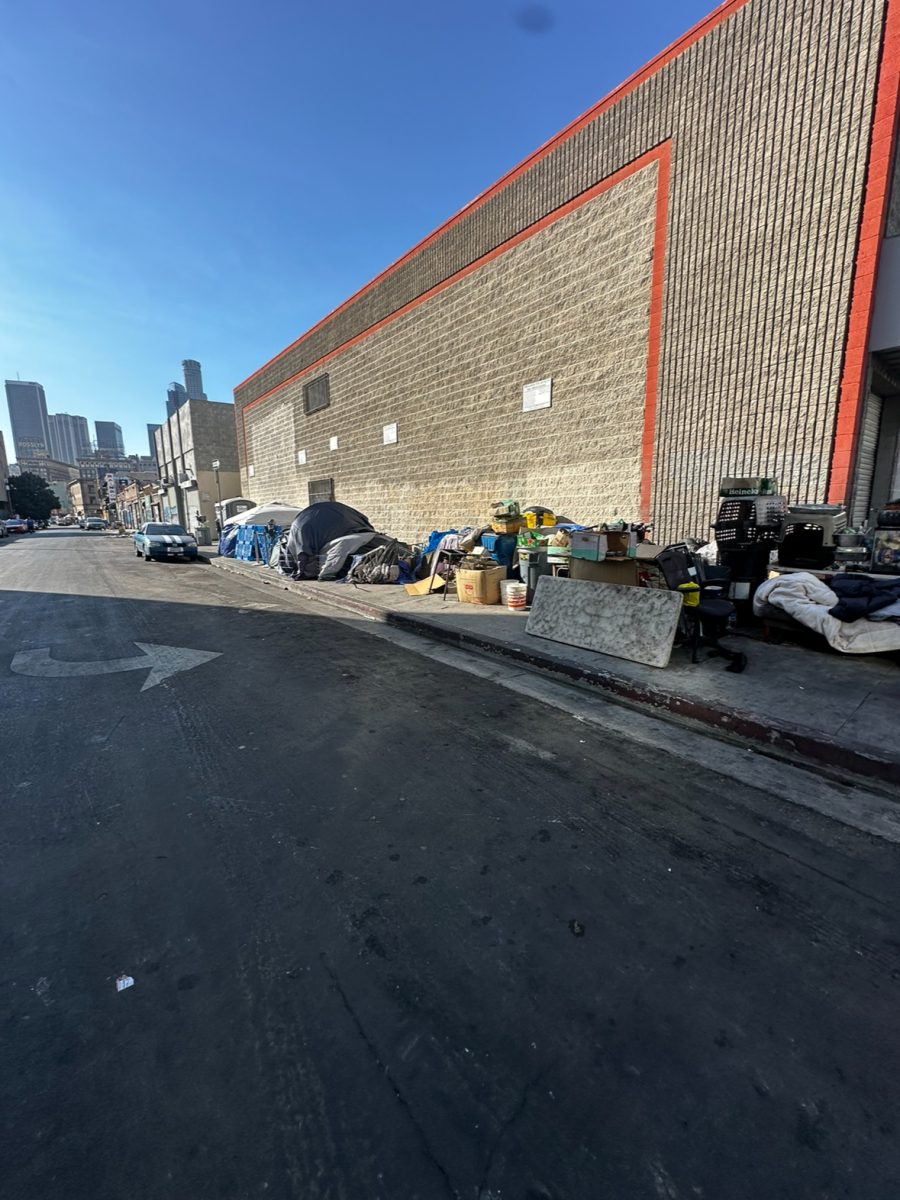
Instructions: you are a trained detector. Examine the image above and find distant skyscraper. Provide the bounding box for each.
[167,381,188,417]
[182,359,207,401]
[5,379,51,461]
[49,413,91,465]
[0,430,9,514]
[95,420,125,455]
[147,423,161,462]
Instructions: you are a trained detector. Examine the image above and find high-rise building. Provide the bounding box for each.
[0,430,10,515]
[5,379,51,461]
[167,381,188,417]
[95,420,125,455]
[182,359,207,401]
[147,423,161,462]
[49,413,91,465]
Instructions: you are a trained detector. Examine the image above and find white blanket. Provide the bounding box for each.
[754,572,900,654]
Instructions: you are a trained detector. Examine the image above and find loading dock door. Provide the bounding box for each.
[850,392,883,526]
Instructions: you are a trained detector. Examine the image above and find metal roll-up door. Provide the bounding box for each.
[850,392,883,526]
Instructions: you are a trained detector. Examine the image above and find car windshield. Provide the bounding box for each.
[144,524,188,536]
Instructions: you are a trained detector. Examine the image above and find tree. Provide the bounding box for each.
[8,472,59,521]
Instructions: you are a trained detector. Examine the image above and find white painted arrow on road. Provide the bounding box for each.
[10,642,222,692]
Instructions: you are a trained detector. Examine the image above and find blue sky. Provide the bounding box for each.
[1,0,714,459]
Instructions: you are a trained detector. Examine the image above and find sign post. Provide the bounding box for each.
[211,460,222,532]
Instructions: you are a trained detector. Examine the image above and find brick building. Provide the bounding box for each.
[116,480,159,529]
[0,431,9,516]
[67,477,102,518]
[153,399,241,530]
[234,0,900,542]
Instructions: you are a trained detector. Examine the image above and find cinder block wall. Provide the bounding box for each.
[245,167,657,539]
[236,0,888,541]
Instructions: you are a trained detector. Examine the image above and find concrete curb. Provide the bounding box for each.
[209,557,900,789]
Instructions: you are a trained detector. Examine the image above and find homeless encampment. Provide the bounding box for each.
[282,502,391,581]
[218,502,304,557]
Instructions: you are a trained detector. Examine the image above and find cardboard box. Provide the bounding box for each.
[404,575,446,596]
[570,531,605,561]
[604,530,633,556]
[491,516,523,534]
[570,557,639,585]
[456,565,506,604]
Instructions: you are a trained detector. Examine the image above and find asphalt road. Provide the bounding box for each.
[2,529,900,1200]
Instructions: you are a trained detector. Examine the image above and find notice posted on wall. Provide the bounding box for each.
[522,378,552,412]
[383,422,398,445]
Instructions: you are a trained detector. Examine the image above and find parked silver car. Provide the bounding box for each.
[133,522,199,562]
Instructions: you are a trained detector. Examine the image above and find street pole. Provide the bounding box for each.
[212,460,222,533]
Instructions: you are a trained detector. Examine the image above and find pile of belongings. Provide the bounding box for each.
[218,501,303,558]
[280,502,417,584]
[753,571,900,654]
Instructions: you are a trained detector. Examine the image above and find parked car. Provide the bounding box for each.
[133,522,199,562]
[83,517,108,531]
[0,519,8,538]
[4,518,28,534]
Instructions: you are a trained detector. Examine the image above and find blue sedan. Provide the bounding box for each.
[133,522,199,563]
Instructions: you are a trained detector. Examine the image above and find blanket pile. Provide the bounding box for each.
[754,572,900,654]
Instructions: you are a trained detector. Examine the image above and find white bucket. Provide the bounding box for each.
[501,580,528,610]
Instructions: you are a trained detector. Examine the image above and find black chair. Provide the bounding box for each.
[654,543,747,673]
[427,543,469,602]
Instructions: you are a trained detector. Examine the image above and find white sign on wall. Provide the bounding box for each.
[329,436,339,451]
[248,465,255,477]
[522,378,552,412]
[297,449,307,465]
[383,423,398,445]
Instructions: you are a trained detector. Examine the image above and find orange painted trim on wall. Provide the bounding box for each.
[235,0,750,398]
[640,142,672,522]
[243,146,668,412]
[242,146,673,508]
[827,0,900,503]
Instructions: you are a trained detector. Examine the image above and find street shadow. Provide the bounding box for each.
[1,585,899,1200]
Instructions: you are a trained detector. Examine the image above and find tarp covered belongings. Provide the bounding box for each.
[219,525,239,557]
[284,502,376,579]
[347,538,417,585]
[219,502,304,557]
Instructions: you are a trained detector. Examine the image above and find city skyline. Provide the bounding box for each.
[3,357,211,463]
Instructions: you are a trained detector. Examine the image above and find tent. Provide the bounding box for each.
[222,502,303,529]
[218,501,304,558]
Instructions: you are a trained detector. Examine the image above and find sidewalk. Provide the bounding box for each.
[209,556,900,788]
